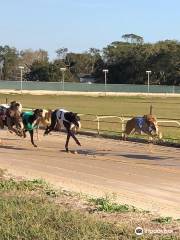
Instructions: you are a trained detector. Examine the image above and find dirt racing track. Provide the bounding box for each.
[0,130,180,218]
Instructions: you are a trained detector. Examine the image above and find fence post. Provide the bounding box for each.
[6,98,8,104]
[97,116,100,135]
[121,117,125,138]
[172,85,175,94]
[150,105,153,115]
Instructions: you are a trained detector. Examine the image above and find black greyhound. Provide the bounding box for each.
[0,103,23,136]
[44,109,81,152]
[21,109,43,147]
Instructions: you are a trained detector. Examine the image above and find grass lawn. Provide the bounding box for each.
[0,93,179,117]
[0,93,180,142]
[0,179,123,240]
[0,170,179,240]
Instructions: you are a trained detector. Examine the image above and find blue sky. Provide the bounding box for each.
[0,0,180,59]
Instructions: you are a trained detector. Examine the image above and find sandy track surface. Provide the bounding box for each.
[1,89,180,97]
[0,130,180,218]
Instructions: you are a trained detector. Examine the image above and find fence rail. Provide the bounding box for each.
[0,81,180,93]
[79,114,180,142]
[10,106,180,143]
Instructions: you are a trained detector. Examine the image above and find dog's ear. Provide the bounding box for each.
[10,101,16,105]
[145,114,157,123]
[15,103,20,107]
[143,115,148,120]
[34,109,43,115]
[34,109,39,114]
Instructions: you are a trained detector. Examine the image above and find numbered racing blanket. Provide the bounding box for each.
[22,112,38,131]
[135,117,145,130]
[56,109,69,129]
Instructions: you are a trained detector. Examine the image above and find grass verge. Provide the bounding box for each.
[0,176,122,240]
[0,170,180,239]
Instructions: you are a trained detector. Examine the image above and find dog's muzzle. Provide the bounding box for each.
[149,124,159,137]
[70,121,81,132]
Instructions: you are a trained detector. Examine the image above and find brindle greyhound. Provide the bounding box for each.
[44,109,81,152]
[123,114,160,140]
[0,102,23,136]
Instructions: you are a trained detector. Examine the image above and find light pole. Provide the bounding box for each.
[146,70,151,93]
[102,69,109,95]
[0,59,4,80]
[60,67,66,92]
[19,66,24,93]
[0,65,2,81]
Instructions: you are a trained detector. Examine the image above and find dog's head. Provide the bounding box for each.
[10,101,22,113]
[144,115,159,136]
[34,109,43,118]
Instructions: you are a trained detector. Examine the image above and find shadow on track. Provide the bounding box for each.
[118,153,167,161]
[0,145,27,151]
[76,149,167,161]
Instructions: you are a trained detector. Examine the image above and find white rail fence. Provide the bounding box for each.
[79,114,180,141]
[23,108,180,141]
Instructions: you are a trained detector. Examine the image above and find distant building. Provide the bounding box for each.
[79,74,96,83]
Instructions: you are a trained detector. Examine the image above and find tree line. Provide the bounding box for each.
[0,34,180,85]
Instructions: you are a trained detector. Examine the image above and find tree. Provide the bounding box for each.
[56,47,68,60]
[0,45,19,80]
[19,49,48,68]
[88,48,101,72]
[122,33,144,44]
[1,39,180,85]
[25,61,50,81]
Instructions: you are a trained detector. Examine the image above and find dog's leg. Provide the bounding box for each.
[29,130,37,147]
[69,130,81,146]
[123,128,135,141]
[44,125,53,135]
[123,133,127,141]
[36,127,40,141]
[65,132,71,152]
[44,120,57,135]
[123,119,136,141]
[65,130,81,152]
[44,125,50,135]
[23,130,27,138]
[0,118,4,129]
[44,112,57,135]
